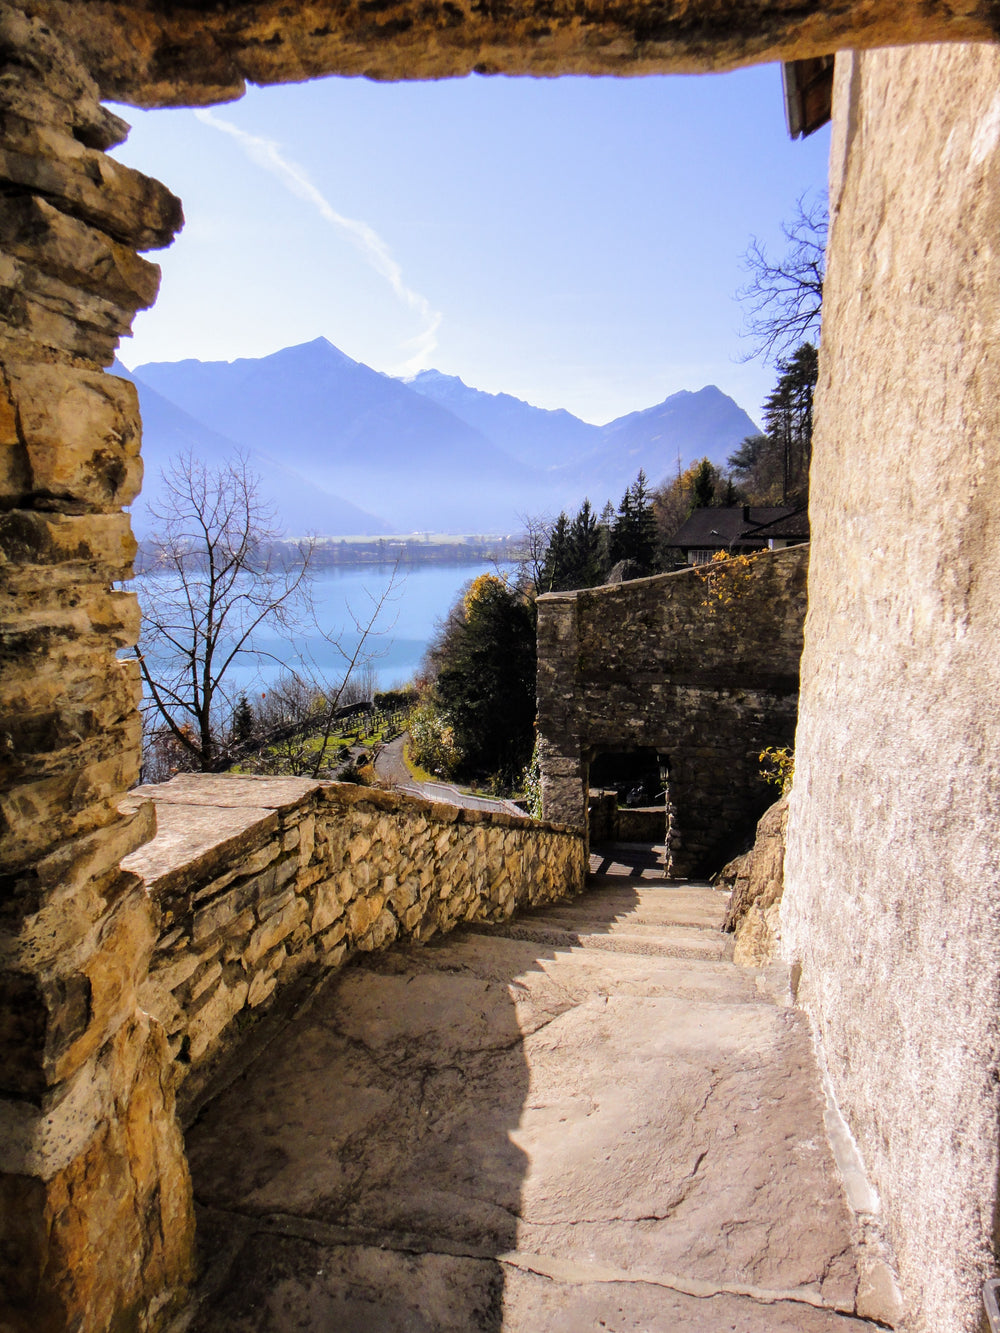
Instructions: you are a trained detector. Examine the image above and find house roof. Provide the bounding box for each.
[746,508,811,540]
[665,505,809,550]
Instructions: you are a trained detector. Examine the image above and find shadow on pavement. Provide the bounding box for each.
[182,885,641,1333]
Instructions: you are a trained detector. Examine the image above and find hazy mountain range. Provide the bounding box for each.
[121,337,759,536]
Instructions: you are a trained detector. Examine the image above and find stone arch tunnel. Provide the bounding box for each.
[2,3,1000,1331]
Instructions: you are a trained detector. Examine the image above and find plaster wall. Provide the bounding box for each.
[782,44,1000,1333]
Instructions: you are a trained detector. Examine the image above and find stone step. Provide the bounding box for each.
[529,886,730,932]
[185,914,872,1332]
[475,920,732,962]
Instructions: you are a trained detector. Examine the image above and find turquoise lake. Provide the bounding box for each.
[139,561,504,696]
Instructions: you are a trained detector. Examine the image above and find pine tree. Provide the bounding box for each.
[691,459,716,508]
[540,512,571,592]
[567,499,602,588]
[727,342,818,503]
[230,693,257,748]
[610,471,658,574]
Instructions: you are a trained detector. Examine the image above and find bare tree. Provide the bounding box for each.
[132,452,316,772]
[134,453,402,779]
[249,581,401,779]
[737,192,827,365]
[508,512,554,597]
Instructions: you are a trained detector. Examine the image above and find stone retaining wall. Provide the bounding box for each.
[122,774,585,1078]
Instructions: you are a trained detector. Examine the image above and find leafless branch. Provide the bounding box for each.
[737,192,827,366]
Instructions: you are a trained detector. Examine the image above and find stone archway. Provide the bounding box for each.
[3,5,1000,1331]
[536,547,807,876]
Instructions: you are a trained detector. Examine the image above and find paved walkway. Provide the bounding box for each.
[183,856,885,1331]
[374,734,525,816]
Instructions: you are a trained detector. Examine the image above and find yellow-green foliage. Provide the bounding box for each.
[697,550,757,610]
[408,699,463,778]
[521,738,543,820]
[759,745,794,794]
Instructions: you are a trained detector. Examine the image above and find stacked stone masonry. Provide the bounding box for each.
[536,546,808,876]
[781,45,1000,1333]
[0,9,192,1332]
[122,775,585,1083]
[2,2,1000,1331]
[12,0,1000,101]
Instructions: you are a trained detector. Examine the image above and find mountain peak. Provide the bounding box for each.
[272,336,359,369]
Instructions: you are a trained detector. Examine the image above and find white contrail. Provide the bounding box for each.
[194,107,441,374]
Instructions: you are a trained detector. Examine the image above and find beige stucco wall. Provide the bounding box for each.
[782,44,1000,1333]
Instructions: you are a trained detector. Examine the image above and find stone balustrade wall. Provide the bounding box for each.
[122,775,586,1079]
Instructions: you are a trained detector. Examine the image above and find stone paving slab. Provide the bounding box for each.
[183,875,882,1331]
[187,1227,878,1333]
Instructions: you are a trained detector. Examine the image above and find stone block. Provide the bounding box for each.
[192,885,251,947]
[357,907,398,953]
[0,509,136,588]
[347,892,386,941]
[188,978,249,1064]
[0,111,182,251]
[186,960,222,1005]
[0,195,160,308]
[297,814,316,867]
[220,910,255,961]
[53,888,157,1085]
[243,898,305,968]
[310,882,345,936]
[0,1012,193,1331]
[256,885,295,922]
[3,797,155,970]
[273,854,298,889]
[148,947,201,997]
[247,968,279,1009]
[347,832,371,862]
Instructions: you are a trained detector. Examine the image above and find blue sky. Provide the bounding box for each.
[110,67,829,426]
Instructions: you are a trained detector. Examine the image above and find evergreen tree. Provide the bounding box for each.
[540,512,571,592]
[567,499,602,588]
[230,693,257,748]
[596,499,615,575]
[691,459,717,508]
[430,574,536,784]
[727,342,818,503]
[610,471,658,573]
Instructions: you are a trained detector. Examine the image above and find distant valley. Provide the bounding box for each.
[121,337,759,537]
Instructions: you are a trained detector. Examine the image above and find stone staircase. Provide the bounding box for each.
[178,845,896,1331]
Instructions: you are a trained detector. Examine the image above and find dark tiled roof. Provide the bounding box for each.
[746,508,810,540]
[666,505,806,550]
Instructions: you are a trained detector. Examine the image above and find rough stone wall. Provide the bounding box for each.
[782,45,1000,1333]
[721,793,788,967]
[123,775,586,1080]
[0,8,193,1331]
[537,546,807,876]
[11,0,1000,106]
[587,791,665,845]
